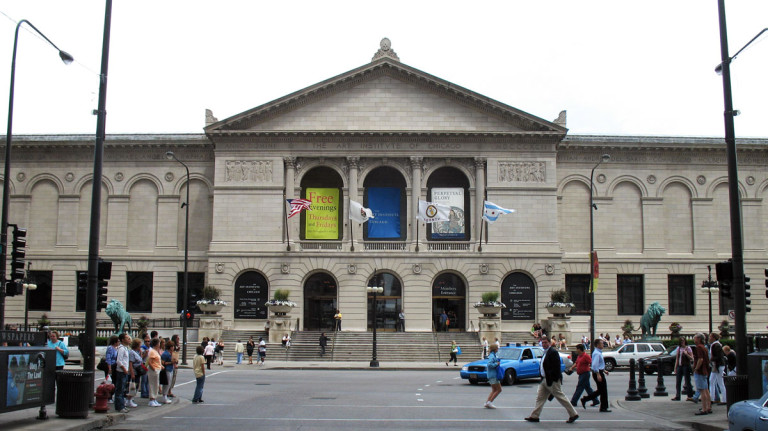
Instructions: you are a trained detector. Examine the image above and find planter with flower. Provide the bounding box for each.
[669,322,682,337]
[546,289,574,316]
[473,291,506,317]
[197,285,227,314]
[266,289,296,316]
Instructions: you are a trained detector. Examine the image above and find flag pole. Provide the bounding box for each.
[284,197,291,251]
[478,218,484,252]
[415,220,419,252]
[349,220,355,252]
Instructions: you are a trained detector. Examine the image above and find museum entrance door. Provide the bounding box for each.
[303,272,338,331]
[432,272,466,331]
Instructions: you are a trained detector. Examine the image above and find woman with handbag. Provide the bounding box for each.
[484,344,502,408]
[446,341,459,366]
[127,338,144,409]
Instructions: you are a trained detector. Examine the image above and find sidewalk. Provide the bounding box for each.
[0,361,731,431]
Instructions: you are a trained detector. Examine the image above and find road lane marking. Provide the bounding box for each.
[163,416,646,423]
[171,371,227,387]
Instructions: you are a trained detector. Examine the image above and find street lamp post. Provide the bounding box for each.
[0,19,73,330]
[589,154,610,350]
[367,272,384,368]
[166,151,190,365]
[700,265,719,335]
[715,1,766,376]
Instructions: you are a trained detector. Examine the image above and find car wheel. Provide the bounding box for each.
[504,369,517,385]
[604,359,616,372]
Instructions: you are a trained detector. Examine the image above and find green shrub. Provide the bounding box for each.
[481,291,500,303]
[273,289,291,301]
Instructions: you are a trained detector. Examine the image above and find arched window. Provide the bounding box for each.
[426,167,470,241]
[300,167,344,240]
[363,167,407,240]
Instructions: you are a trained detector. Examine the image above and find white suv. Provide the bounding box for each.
[602,342,665,371]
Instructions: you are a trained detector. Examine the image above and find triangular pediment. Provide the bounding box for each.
[205,57,566,138]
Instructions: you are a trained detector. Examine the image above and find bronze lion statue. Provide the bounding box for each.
[640,301,666,336]
[105,299,132,335]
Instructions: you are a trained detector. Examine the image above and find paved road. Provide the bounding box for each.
[105,368,689,431]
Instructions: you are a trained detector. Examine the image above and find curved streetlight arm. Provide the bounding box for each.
[715,27,768,74]
[1,19,72,329]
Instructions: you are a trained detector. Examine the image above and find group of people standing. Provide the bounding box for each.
[102,331,186,413]
[671,332,736,416]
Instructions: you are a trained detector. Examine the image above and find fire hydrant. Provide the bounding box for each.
[94,380,114,413]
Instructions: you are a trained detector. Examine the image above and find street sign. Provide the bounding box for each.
[728,309,736,320]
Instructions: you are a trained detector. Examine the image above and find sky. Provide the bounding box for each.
[0,1,767,138]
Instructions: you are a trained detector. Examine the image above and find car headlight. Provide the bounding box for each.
[461,366,468,371]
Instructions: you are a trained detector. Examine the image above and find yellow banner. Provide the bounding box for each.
[305,188,340,239]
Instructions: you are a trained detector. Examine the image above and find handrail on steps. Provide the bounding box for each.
[432,321,442,363]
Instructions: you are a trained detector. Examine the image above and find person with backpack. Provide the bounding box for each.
[484,344,502,408]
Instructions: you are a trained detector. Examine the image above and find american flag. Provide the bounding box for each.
[286,198,312,218]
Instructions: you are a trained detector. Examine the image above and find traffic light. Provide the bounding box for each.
[96,259,112,311]
[744,275,751,313]
[716,259,733,298]
[77,271,88,292]
[5,281,20,297]
[10,226,26,281]
[188,291,199,313]
[183,310,194,325]
[765,268,768,299]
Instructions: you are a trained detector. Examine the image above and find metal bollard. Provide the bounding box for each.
[654,367,668,396]
[637,359,650,398]
[625,358,641,401]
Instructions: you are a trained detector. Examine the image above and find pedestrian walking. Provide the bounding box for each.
[481,337,489,359]
[235,340,244,364]
[693,333,712,415]
[258,337,267,365]
[671,337,694,401]
[192,346,205,403]
[203,340,215,370]
[569,344,598,407]
[708,333,726,405]
[484,344,502,408]
[334,309,343,331]
[439,310,448,332]
[446,340,459,366]
[319,332,328,356]
[525,336,579,423]
[580,338,611,412]
[247,336,255,365]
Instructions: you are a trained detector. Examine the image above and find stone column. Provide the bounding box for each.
[474,158,486,243]
[347,157,359,248]
[285,157,296,247]
[410,157,422,247]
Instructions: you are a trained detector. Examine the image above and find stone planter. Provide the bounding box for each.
[546,305,573,316]
[198,303,225,314]
[474,305,503,317]
[268,304,294,316]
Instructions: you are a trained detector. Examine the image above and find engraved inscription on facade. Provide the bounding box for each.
[225,160,274,182]
[498,162,545,183]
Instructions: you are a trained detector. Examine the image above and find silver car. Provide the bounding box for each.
[602,342,665,371]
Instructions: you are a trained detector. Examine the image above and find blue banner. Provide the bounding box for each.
[367,187,401,238]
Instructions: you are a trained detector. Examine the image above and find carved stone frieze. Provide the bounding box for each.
[224,160,274,183]
[498,161,545,183]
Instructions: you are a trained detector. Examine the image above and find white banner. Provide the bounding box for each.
[417,200,450,223]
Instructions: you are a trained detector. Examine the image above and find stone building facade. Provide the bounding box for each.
[3,40,767,339]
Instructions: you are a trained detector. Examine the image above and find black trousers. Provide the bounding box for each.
[583,370,608,411]
[675,364,693,398]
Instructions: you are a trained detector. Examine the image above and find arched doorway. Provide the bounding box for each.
[303,272,337,330]
[432,272,466,331]
[367,272,403,331]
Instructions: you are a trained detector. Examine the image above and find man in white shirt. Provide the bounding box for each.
[114,333,132,413]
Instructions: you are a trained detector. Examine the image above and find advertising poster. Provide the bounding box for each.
[431,188,465,239]
[7,353,45,407]
[305,188,340,239]
[367,187,401,238]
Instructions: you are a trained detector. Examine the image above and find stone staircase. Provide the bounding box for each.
[217,329,482,363]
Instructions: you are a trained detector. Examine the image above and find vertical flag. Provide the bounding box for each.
[417,200,450,223]
[590,250,599,293]
[286,198,311,219]
[349,200,374,223]
[482,201,515,223]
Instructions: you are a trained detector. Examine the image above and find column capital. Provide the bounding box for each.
[284,156,297,168]
[346,156,360,169]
